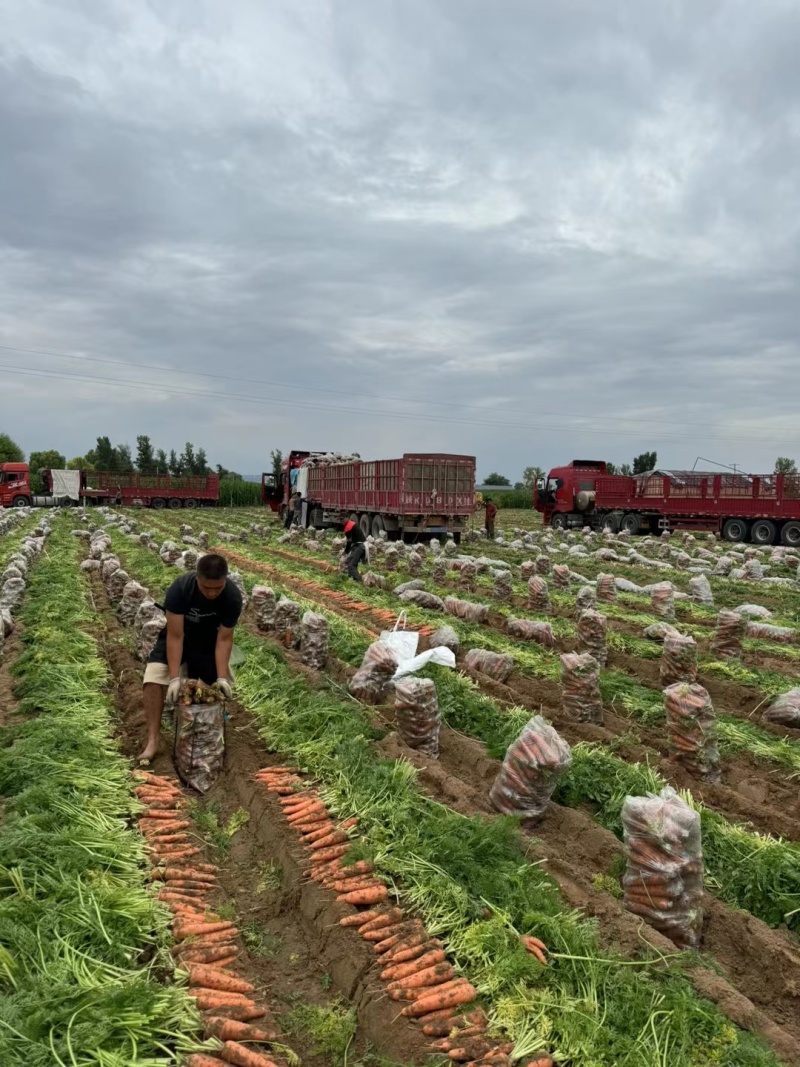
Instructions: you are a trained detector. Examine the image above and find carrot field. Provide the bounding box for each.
[2,505,800,1067]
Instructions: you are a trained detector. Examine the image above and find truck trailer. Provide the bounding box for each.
[534,460,800,546]
[262,450,476,541]
[0,464,219,509]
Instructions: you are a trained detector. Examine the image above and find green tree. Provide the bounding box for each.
[0,434,24,463]
[116,443,134,471]
[522,465,544,488]
[482,472,511,486]
[216,463,229,478]
[620,463,633,476]
[632,451,657,474]
[66,455,94,471]
[155,448,168,472]
[181,442,196,473]
[28,449,67,493]
[168,449,182,476]
[606,462,618,475]
[270,449,284,484]
[89,436,117,470]
[774,456,797,475]
[195,447,210,475]
[136,435,157,473]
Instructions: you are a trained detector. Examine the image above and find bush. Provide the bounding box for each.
[495,489,533,509]
[217,478,264,507]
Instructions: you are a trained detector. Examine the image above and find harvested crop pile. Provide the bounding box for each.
[349,641,398,704]
[444,596,489,624]
[489,715,571,826]
[251,585,277,630]
[576,608,608,666]
[274,597,302,649]
[622,787,704,950]
[506,618,555,648]
[596,573,617,602]
[300,610,329,670]
[463,648,515,683]
[429,624,460,654]
[650,582,675,620]
[663,682,720,783]
[712,610,745,659]
[763,688,800,727]
[560,652,603,723]
[395,677,441,757]
[527,575,550,612]
[659,634,697,687]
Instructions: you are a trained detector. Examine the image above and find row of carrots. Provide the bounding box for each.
[134,770,289,1067]
[254,764,553,1067]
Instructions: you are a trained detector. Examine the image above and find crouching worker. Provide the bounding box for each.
[342,519,367,582]
[139,552,243,763]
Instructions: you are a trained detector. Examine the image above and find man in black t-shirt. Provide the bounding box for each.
[139,552,243,763]
[342,519,366,581]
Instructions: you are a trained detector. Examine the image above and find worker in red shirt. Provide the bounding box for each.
[342,519,367,581]
[484,497,498,539]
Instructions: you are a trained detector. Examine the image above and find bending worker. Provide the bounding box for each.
[484,496,497,540]
[342,518,367,581]
[139,552,243,763]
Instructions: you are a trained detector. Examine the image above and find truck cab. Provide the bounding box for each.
[0,463,31,507]
[535,460,608,528]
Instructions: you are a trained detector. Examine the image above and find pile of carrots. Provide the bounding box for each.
[134,771,286,1067]
[254,765,553,1067]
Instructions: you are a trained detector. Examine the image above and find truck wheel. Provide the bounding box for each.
[620,512,642,535]
[371,515,386,538]
[780,520,800,547]
[550,513,568,530]
[167,498,182,510]
[11,495,31,507]
[183,498,197,510]
[750,519,776,545]
[359,513,371,538]
[600,513,621,533]
[151,498,166,510]
[722,517,748,542]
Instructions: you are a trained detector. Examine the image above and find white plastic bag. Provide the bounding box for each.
[379,612,419,662]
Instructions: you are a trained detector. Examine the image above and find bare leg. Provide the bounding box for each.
[139,682,166,762]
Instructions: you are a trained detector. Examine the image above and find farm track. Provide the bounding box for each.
[86,565,437,1067]
[213,545,800,845]
[131,535,800,1057]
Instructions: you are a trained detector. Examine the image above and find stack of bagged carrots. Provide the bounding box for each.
[254,765,553,1067]
[134,771,287,1067]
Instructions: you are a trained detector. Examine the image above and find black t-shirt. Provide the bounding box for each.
[149,573,243,680]
[345,525,366,549]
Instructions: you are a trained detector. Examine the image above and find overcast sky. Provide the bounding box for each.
[2,1,799,481]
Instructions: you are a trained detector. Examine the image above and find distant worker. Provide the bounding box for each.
[484,497,498,540]
[285,491,299,529]
[342,519,366,582]
[139,553,243,764]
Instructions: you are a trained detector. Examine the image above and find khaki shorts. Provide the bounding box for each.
[143,662,234,686]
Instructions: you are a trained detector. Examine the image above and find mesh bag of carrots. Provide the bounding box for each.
[576,608,608,666]
[493,570,513,601]
[251,585,277,631]
[172,679,226,794]
[595,573,617,602]
[394,677,441,757]
[429,624,460,654]
[464,648,515,683]
[560,651,603,723]
[711,610,745,659]
[458,561,478,592]
[745,621,797,644]
[506,618,555,648]
[274,597,302,649]
[575,584,596,618]
[663,682,720,782]
[526,575,550,612]
[650,582,676,620]
[349,641,399,704]
[300,611,329,670]
[489,715,572,825]
[535,555,552,575]
[763,687,800,726]
[622,787,704,949]
[659,634,697,687]
[552,563,571,588]
[444,596,489,624]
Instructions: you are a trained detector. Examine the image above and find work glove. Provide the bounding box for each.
[216,678,233,700]
[165,677,182,705]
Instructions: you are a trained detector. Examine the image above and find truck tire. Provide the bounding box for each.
[183,498,197,510]
[722,517,748,543]
[620,512,642,535]
[12,495,31,507]
[371,515,386,538]
[167,498,182,510]
[600,513,621,533]
[750,519,777,545]
[359,513,371,538]
[780,520,800,547]
[151,498,166,510]
[550,513,568,530]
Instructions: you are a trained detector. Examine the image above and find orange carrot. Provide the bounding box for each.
[340,885,388,906]
[373,922,426,951]
[188,966,255,994]
[163,867,217,882]
[203,1018,279,1043]
[388,962,455,993]
[191,993,261,1014]
[311,844,351,864]
[302,822,339,844]
[142,809,185,820]
[382,938,441,965]
[381,949,446,982]
[359,909,404,934]
[189,986,256,1003]
[219,1040,281,1067]
[153,847,199,861]
[286,802,326,821]
[174,920,235,938]
[204,1001,266,1022]
[360,919,406,940]
[339,910,384,928]
[521,937,547,966]
[179,928,239,945]
[291,812,331,831]
[402,981,477,1018]
[335,860,373,877]
[185,1055,229,1067]
[330,877,382,895]
[522,1059,554,1067]
[177,948,238,966]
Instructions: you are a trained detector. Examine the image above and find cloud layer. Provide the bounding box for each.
[2,0,799,480]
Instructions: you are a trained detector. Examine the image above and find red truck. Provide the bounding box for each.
[262,450,476,541]
[534,460,800,546]
[0,463,219,509]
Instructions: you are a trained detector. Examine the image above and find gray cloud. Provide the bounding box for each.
[1,0,799,481]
